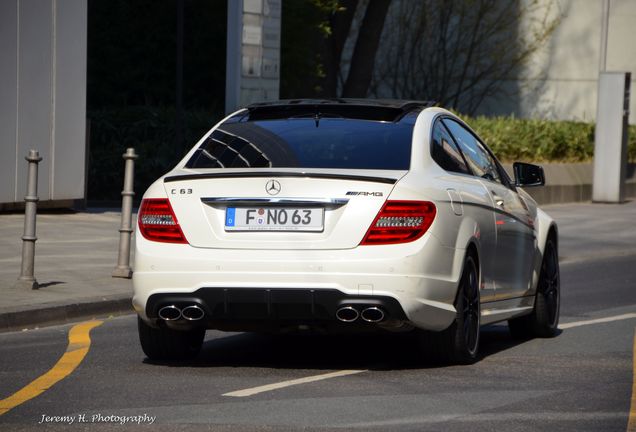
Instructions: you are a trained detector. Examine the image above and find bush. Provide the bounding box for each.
[87,106,222,202]
[462,115,636,163]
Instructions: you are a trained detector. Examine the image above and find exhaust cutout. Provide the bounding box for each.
[361,307,385,323]
[335,306,359,323]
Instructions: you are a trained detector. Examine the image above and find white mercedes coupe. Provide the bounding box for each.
[132,99,560,364]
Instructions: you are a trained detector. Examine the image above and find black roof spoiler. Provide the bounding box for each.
[243,99,437,122]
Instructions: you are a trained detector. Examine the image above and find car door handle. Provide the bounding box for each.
[492,194,504,207]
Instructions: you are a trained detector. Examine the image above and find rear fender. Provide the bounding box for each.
[529,208,558,294]
[441,216,482,302]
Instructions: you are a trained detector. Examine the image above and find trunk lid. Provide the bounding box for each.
[164,169,405,250]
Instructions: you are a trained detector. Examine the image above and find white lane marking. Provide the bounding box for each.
[224,314,636,397]
[559,313,636,330]
[223,369,367,398]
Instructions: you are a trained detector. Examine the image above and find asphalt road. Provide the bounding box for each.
[1,204,635,431]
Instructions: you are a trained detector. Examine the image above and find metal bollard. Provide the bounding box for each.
[112,148,138,278]
[15,150,42,290]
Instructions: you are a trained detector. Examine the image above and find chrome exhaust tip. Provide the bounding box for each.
[158,305,182,321]
[361,307,385,323]
[181,305,205,321]
[335,306,359,323]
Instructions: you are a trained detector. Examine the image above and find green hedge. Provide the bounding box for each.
[463,115,636,163]
[87,107,636,201]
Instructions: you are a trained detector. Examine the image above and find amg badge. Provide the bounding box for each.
[346,191,384,196]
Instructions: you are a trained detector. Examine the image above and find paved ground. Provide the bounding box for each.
[0,255,634,431]
[0,210,133,331]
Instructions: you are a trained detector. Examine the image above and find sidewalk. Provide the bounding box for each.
[1,201,635,332]
[0,211,134,332]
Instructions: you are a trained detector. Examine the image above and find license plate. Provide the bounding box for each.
[225,207,324,231]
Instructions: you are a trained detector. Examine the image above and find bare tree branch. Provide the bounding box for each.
[370,0,561,115]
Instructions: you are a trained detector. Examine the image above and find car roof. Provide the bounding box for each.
[243,99,437,122]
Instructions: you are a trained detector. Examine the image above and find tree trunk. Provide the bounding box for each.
[342,0,392,98]
[321,0,358,97]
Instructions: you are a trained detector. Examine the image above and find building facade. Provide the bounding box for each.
[480,0,635,124]
[0,0,87,207]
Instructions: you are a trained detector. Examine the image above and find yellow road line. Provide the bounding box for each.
[628,329,636,432]
[0,320,103,416]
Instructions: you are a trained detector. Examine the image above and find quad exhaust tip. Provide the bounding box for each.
[158,304,205,321]
[181,305,205,321]
[336,306,386,323]
[335,306,359,323]
[361,307,385,323]
[158,305,182,321]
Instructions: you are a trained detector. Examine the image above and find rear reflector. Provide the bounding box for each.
[138,198,188,244]
[361,201,436,245]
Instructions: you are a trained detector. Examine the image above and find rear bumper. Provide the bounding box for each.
[133,232,462,331]
[145,288,408,332]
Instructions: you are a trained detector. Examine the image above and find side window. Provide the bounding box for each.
[443,119,501,183]
[431,120,470,174]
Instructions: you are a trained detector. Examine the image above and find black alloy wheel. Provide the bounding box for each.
[420,253,480,365]
[534,239,560,335]
[508,237,560,338]
[460,255,480,357]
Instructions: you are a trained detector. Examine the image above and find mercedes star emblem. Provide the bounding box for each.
[265,179,281,195]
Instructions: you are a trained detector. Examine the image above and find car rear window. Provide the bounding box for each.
[185,112,417,170]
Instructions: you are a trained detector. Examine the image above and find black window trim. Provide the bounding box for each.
[429,117,473,176]
[438,115,516,190]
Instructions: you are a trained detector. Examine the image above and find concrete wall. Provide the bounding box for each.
[479,0,636,124]
[0,0,87,206]
[503,162,636,205]
[366,0,634,124]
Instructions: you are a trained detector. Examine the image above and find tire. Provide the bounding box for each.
[138,317,205,361]
[508,238,560,339]
[420,254,481,365]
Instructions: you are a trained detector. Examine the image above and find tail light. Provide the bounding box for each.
[138,198,188,244]
[361,201,436,245]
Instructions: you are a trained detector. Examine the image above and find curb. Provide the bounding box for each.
[0,295,133,333]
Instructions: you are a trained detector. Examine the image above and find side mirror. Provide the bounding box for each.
[513,162,545,187]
